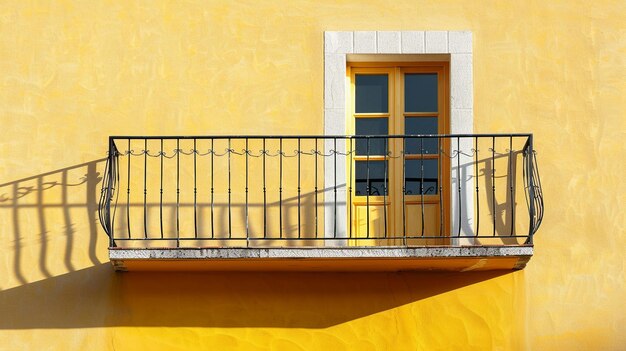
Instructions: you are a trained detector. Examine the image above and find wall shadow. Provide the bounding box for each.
[0,154,515,330]
[0,264,507,329]
[0,159,106,285]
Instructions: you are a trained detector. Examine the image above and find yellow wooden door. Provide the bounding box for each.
[348,63,450,246]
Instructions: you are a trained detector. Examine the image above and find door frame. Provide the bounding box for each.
[346,62,451,244]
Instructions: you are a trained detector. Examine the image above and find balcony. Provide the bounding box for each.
[99,134,543,272]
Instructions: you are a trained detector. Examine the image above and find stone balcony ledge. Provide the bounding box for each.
[109,245,533,272]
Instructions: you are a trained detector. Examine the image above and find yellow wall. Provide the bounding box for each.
[1,1,624,350]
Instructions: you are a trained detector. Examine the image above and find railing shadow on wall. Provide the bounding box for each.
[0,159,106,285]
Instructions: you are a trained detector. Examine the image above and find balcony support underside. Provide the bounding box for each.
[109,245,532,272]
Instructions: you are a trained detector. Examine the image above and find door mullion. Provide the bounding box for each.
[393,66,403,242]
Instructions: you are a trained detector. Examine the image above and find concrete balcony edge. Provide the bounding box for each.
[109,245,533,272]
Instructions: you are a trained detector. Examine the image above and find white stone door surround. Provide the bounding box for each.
[323,31,475,244]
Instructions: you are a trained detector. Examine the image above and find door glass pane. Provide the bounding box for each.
[405,117,439,154]
[355,118,388,155]
[355,74,388,113]
[405,159,438,195]
[355,160,388,196]
[405,73,438,112]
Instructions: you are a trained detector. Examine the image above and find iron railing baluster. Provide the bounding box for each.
[113,144,120,243]
[532,149,544,239]
[509,136,514,236]
[348,137,353,240]
[279,138,283,239]
[107,138,115,246]
[245,138,249,242]
[315,138,319,239]
[210,138,214,239]
[263,138,267,239]
[297,138,301,240]
[228,138,232,239]
[402,137,406,245]
[523,139,530,243]
[194,138,198,239]
[176,138,180,247]
[126,139,131,239]
[420,137,425,237]
[492,136,496,237]
[475,136,479,238]
[528,135,536,242]
[457,136,461,238]
[160,139,164,239]
[143,139,147,239]
[533,150,543,232]
[366,137,370,239]
[333,137,337,239]
[383,137,388,239]
[438,140,443,238]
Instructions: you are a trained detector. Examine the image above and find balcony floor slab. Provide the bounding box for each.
[109,245,533,272]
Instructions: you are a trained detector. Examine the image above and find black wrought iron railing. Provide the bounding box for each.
[99,134,543,248]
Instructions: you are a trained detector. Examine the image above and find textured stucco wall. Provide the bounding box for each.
[0,1,625,350]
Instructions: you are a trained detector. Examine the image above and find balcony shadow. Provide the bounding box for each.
[0,263,507,329]
[0,146,519,330]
